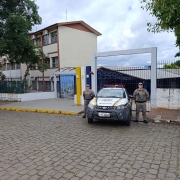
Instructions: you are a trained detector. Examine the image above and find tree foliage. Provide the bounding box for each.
[174,60,180,67]
[0,60,5,82]
[0,0,42,34]
[0,0,48,80]
[141,0,180,56]
[163,60,180,69]
[163,63,179,69]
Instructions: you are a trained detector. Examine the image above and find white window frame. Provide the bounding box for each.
[52,57,58,68]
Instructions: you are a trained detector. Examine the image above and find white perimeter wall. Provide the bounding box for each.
[59,26,97,68]
[0,92,56,102]
[156,88,180,109]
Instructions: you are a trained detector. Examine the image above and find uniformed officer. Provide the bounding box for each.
[82,84,95,118]
[133,82,149,123]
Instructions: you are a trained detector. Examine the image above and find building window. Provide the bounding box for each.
[52,57,58,68]
[43,34,49,45]
[38,81,43,91]
[16,64,20,69]
[36,37,41,46]
[30,64,37,70]
[7,63,10,70]
[32,81,37,90]
[45,81,51,91]
[3,64,6,71]
[44,58,50,68]
[51,31,57,43]
[12,63,16,70]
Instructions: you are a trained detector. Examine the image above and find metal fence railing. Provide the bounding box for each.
[97,66,151,111]
[157,60,180,88]
[0,78,30,94]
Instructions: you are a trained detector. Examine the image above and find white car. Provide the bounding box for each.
[86,87,132,126]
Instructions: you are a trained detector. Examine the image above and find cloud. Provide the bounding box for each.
[34,0,179,66]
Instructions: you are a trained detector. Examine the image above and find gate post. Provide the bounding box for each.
[91,54,97,94]
[81,67,86,105]
[54,73,57,97]
[151,47,157,108]
[76,67,82,105]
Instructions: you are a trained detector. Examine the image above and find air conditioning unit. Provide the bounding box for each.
[43,30,48,35]
[1,59,4,64]
[31,35,36,39]
[3,58,9,63]
[49,76,53,81]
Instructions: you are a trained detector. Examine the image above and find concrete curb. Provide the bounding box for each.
[147,118,180,125]
[0,107,78,116]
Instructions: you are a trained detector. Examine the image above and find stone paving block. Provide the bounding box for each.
[40,175,51,180]
[63,173,74,179]
[8,174,20,180]
[19,169,29,175]
[19,175,30,180]
[1,174,11,180]
[53,172,63,179]
[76,171,86,178]
[0,171,7,177]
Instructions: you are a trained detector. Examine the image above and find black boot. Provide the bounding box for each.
[82,115,86,118]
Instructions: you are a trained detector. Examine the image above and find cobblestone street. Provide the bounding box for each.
[0,110,180,180]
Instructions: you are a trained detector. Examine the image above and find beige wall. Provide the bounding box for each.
[20,64,27,77]
[30,68,58,77]
[43,43,57,55]
[58,26,97,68]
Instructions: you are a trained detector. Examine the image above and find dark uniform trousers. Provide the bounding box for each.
[136,102,146,120]
[84,99,91,116]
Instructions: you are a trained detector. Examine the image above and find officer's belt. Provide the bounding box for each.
[135,101,146,103]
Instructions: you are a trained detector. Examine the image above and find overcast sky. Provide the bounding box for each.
[34,0,179,67]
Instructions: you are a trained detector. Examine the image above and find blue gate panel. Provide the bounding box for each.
[86,66,91,88]
[60,75,75,98]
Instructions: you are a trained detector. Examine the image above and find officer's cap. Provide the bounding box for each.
[86,84,90,87]
[138,82,143,85]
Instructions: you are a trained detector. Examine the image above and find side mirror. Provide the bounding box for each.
[128,95,133,99]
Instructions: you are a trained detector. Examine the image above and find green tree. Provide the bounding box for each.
[141,0,180,56]
[163,63,179,69]
[0,0,48,82]
[0,0,42,34]
[174,60,180,67]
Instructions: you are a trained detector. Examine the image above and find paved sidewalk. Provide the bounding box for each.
[132,108,180,125]
[147,108,180,124]
[0,99,180,124]
[0,99,84,114]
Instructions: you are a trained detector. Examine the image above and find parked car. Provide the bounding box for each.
[86,87,133,126]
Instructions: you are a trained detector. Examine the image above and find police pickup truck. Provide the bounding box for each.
[86,87,132,126]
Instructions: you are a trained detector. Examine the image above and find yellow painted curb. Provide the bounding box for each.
[53,110,61,114]
[0,107,78,116]
[47,110,54,114]
[27,109,37,112]
[0,107,7,110]
[5,107,12,111]
[60,111,77,115]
